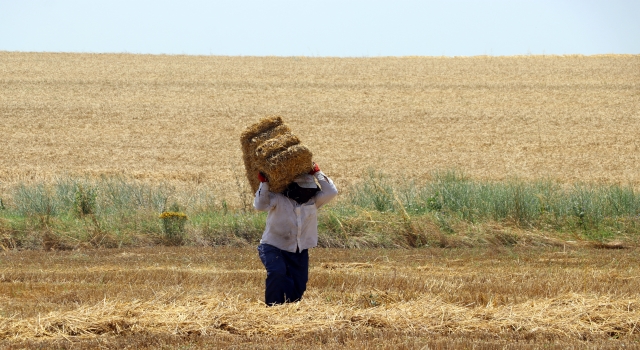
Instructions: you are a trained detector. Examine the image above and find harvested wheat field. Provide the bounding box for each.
[1,246,639,349]
[1,52,639,202]
[1,53,640,348]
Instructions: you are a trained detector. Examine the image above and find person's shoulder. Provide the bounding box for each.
[270,191,284,198]
[270,192,290,204]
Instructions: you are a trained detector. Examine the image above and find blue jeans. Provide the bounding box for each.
[257,243,309,306]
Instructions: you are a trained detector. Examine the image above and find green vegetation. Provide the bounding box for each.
[1,172,638,250]
[337,171,639,241]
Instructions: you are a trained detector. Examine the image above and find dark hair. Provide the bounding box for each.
[282,182,320,204]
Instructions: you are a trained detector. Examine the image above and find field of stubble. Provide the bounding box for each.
[1,52,639,348]
[1,246,639,349]
[1,53,639,200]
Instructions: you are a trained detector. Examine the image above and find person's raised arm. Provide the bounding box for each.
[310,163,338,208]
[253,172,274,211]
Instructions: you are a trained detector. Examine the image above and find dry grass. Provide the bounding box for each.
[240,115,313,193]
[1,246,639,348]
[1,53,639,204]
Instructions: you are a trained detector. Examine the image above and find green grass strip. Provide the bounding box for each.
[0,172,638,249]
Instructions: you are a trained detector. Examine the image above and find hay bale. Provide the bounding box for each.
[240,116,313,193]
[255,133,301,159]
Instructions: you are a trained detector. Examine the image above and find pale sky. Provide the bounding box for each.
[1,0,639,57]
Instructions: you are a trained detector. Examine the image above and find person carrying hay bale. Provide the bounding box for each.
[254,162,338,306]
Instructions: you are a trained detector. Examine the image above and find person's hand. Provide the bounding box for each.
[258,172,268,183]
[309,162,321,175]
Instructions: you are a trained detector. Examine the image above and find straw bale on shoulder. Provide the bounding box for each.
[255,133,301,159]
[240,115,285,142]
[240,116,313,194]
[259,144,313,192]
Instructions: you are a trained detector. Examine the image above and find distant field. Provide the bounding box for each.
[2,246,639,349]
[1,52,639,203]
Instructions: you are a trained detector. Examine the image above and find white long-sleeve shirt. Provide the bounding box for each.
[253,171,338,253]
